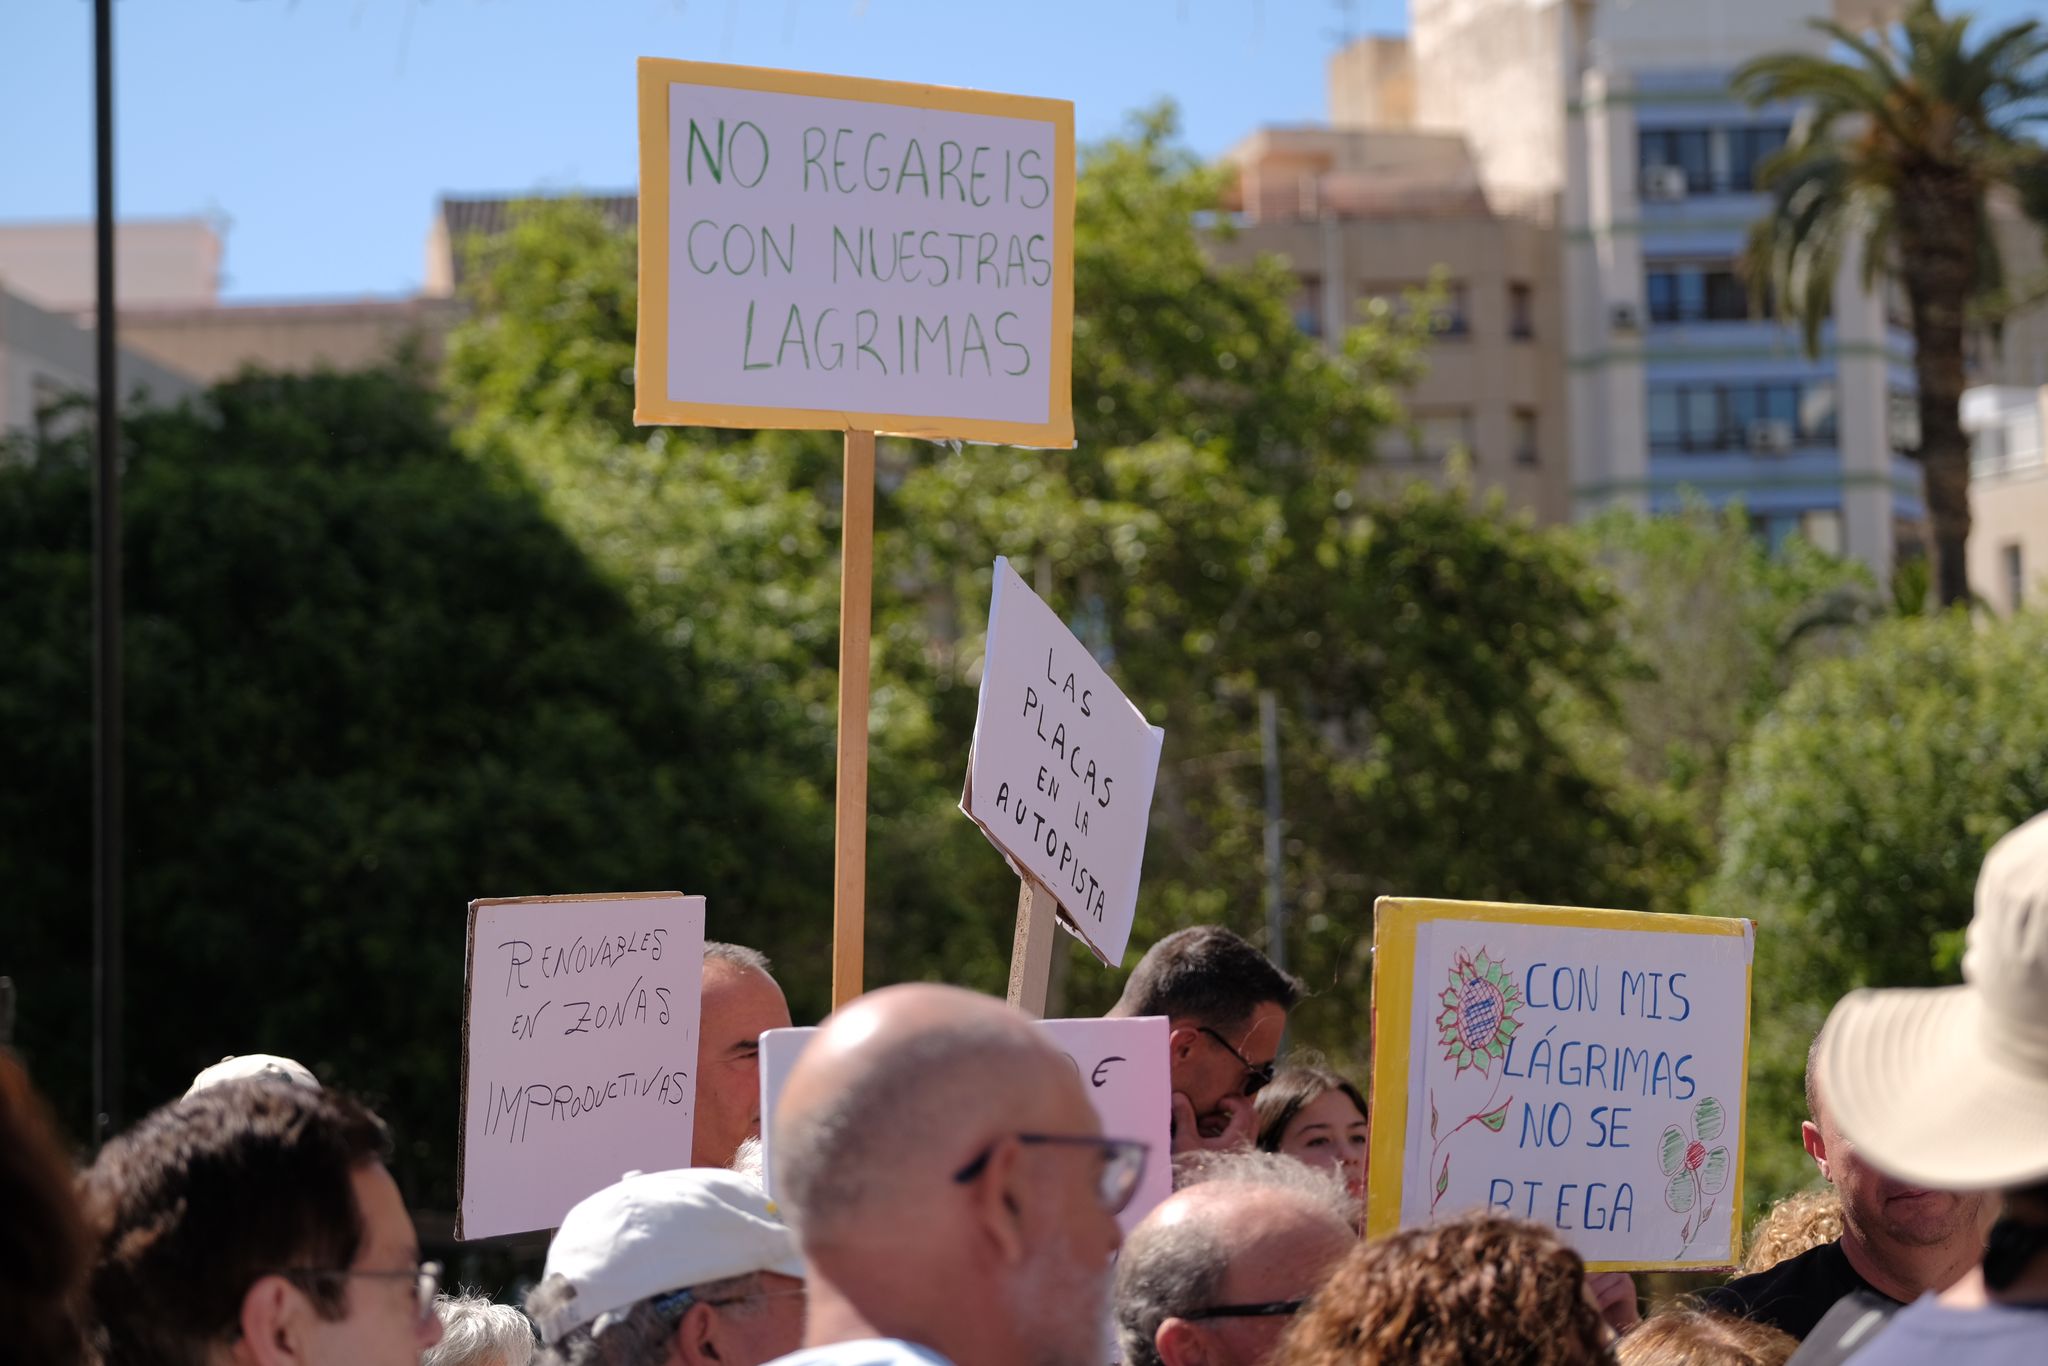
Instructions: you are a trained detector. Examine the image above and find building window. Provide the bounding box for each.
[1727,125,1790,190]
[1383,409,1474,463]
[1892,390,1922,454]
[1641,124,1790,195]
[1432,282,1470,337]
[1640,128,1712,192]
[1509,282,1535,340]
[1646,261,1763,323]
[1647,381,1838,452]
[1292,275,1324,338]
[2006,543,2025,610]
[1513,408,1539,466]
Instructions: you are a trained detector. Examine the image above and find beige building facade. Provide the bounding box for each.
[1964,384,2048,615]
[1215,90,1570,523]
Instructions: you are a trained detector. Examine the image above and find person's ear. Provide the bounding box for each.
[237,1274,310,1366]
[1801,1119,1829,1180]
[1168,1026,1202,1064]
[967,1136,1030,1265]
[1156,1317,1208,1366]
[673,1300,720,1366]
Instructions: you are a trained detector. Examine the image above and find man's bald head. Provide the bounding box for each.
[773,984,1084,1241]
[1116,1157,1355,1366]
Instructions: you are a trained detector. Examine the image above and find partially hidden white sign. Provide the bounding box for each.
[759,1015,1172,1235]
[457,893,706,1240]
[962,557,1163,966]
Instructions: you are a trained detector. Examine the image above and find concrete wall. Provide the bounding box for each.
[0,219,222,313]
[119,297,463,385]
[1409,0,1570,208]
[1328,36,1417,129]
[1965,385,2048,615]
[0,286,200,437]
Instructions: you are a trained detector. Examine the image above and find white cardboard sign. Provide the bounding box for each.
[759,1015,1173,1234]
[962,557,1164,966]
[1369,898,1753,1270]
[457,893,707,1240]
[636,60,1075,447]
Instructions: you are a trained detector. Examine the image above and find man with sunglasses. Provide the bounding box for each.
[1109,926,1303,1154]
[80,1078,444,1366]
[769,984,1139,1366]
[1115,1152,1355,1366]
[527,1168,806,1366]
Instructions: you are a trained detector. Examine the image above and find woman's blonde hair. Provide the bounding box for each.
[1615,1310,1796,1366]
[1740,1188,1843,1274]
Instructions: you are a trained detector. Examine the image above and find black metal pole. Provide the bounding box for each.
[92,0,124,1147]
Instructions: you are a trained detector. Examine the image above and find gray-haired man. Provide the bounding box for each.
[1114,1152,1355,1366]
[528,1168,805,1366]
[695,941,794,1168]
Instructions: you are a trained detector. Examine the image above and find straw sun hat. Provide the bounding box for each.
[1818,809,2048,1193]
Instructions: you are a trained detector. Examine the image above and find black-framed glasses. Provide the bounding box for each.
[280,1261,442,1325]
[1198,1026,1276,1095]
[952,1133,1150,1214]
[1182,1299,1308,1321]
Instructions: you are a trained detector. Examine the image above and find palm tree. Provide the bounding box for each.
[1734,0,2048,608]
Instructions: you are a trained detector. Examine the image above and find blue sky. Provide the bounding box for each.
[1,1,2037,302]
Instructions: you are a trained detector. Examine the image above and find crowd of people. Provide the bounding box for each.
[5,810,2045,1366]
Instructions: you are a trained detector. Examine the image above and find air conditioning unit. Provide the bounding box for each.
[1643,165,1690,203]
[1609,302,1642,333]
[1748,419,1795,454]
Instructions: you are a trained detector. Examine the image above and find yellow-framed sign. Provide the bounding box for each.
[635,58,1075,447]
[1367,897,1754,1271]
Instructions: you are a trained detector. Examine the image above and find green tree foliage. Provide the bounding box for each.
[1734,0,2048,605]
[1708,607,2048,1202]
[0,369,825,1204]
[1567,505,1880,904]
[440,104,1680,1056]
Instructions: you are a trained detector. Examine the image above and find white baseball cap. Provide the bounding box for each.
[184,1053,321,1098]
[537,1168,805,1343]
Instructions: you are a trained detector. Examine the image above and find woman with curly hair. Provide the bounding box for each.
[1275,1212,1613,1366]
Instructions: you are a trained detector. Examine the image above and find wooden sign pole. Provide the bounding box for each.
[831,430,877,1009]
[1007,877,1058,1018]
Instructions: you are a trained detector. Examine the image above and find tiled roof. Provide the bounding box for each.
[437,191,636,283]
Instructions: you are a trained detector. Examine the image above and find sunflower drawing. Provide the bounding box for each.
[1661,1095,1732,1251]
[1434,948,1523,1076]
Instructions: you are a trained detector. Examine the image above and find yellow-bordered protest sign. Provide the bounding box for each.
[1367,897,1754,1272]
[635,58,1076,447]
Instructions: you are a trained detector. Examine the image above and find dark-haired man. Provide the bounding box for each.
[80,1078,443,1366]
[1109,926,1303,1154]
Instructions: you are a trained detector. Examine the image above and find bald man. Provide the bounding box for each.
[1114,1153,1355,1366]
[766,984,1141,1366]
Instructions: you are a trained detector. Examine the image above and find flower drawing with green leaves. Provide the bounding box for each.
[1435,948,1523,1076]
[1661,1095,1732,1254]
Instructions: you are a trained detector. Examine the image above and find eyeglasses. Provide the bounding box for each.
[1198,1026,1276,1095]
[655,1281,807,1316]
[280,1261,442,1325]
[953,1133,1150,1214]
[1182,1299,1308,1321]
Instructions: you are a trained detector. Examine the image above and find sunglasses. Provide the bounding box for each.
[1198,1026,1277,1095]
[953,1132,1151,1214]
[1182,1299,1308,1321]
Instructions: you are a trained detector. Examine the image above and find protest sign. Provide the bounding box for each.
[962,557,1164,976]
[759,1015,1172,1234]
[1366,897,1753,1271]
[635,58,1075,446]
[635,60,1077,1006]
[456,893,706,1240]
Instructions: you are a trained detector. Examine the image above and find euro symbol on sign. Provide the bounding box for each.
[1092,1056,1125,1088]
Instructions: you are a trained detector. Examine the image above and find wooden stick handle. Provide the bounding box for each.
[832,430,876,1009]
[1007,877,1058,1018]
